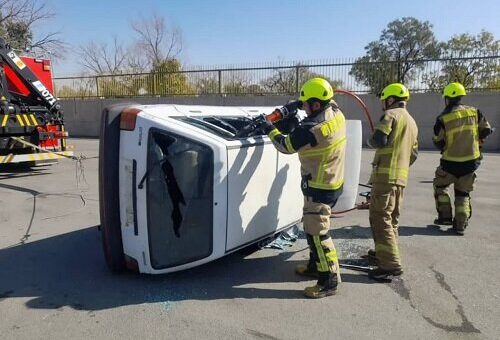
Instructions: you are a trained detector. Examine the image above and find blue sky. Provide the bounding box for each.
[41,0,500,76]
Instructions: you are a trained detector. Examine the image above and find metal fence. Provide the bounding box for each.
[53,55,500,98]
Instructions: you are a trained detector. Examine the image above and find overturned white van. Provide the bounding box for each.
[99,104,361,274]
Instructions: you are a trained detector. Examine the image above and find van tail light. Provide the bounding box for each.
[120,108,141,131]
[42,59,51,71]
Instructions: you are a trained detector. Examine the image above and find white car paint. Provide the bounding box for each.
[117,104,361,274]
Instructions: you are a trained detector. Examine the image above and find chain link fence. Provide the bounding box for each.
[54,55,499,98]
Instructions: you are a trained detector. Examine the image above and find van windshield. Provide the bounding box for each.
[146,129,213,269]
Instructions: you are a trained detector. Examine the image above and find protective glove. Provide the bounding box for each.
[254,114,275,134]
[277,100,301,120]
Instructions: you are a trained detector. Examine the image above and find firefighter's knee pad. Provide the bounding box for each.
[435,193,452,219]
[303,201,331,236]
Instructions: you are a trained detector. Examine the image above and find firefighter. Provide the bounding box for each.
[367,83,418,281]
[432,82,492,235]
[257,78,346,298]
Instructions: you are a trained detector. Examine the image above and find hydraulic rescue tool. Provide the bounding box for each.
[235,100,302,138]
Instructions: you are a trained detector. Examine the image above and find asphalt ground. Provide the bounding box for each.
[0,139,499,340]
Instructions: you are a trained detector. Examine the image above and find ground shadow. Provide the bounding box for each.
[0,226,373,312]
[0,163,52,180]
[333,224,457,240]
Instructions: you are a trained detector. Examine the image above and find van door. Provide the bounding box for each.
[144,128,215,269]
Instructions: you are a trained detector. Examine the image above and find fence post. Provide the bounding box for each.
[295,66,300,94]
[218,70,222,95]
[95,76,99,97]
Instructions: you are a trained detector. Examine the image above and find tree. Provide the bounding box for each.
[78,36,128,75]
[79,13,184,75]
[423,31,499,90]
[262,64,343,94]
[0,0,65,57]
[350,17,441,94]
[130,13,183,70]
[194,76,219,94]
[146,59,194,95]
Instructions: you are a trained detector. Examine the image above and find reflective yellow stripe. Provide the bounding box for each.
[376,147,393,155]
[375,167,409,178]
[268,128,280,141]
[390,117,406,180]
[284,135,295,153]
[316,154,326,184]
[325,247,338,264]
[443,153,480,162]
[1,115,8,127]
[309,179,344,190]
[16,115,25,126]
[1,154,15,164]
[442,109,477,123]
[61,125,67,149]
[30,114,38,126]
[299,136,346,157]
[446,124,477,136]
[443,124,480,161]
[319,112,345,137]
[376,124,391,135]
[375,243,399,257]
[437,195,451,203]
[22,114,31,126]
[313,236,329,272]
[28,154,36,161]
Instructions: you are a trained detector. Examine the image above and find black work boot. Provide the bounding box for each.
[368,267,403,282]
[362,249,378,265]
[303,271,338,298]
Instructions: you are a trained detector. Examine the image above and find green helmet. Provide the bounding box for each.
[380,83,410,101]
[299,78,334,103]
[443,82,466,98]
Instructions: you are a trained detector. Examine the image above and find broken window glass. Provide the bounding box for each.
[146,129,214,269]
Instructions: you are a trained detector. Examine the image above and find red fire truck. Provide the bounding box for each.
[0,38,72,165]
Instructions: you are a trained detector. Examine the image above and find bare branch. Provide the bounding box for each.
[78,37,127,75]
[130,13,183,70]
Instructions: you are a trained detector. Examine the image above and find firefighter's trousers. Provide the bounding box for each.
[369,183,404,271]
[303,197,340,282]
[433,167,475,231]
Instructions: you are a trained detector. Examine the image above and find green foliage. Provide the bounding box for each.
[146,59,194,95]
[194,76,219,94]
[261,65,343,94]
[423,31,499,91]
[0,21,33,50]
[350,17,440,94]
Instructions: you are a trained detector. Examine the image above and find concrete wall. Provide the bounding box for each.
[61,92,500,151]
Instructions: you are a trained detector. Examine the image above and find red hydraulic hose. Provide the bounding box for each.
[330,89,374,215]
[334,89,374,133]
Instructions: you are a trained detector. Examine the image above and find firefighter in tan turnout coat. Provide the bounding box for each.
[259,78,346,298]
[367,83,419,281]
[432,82,492,235]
